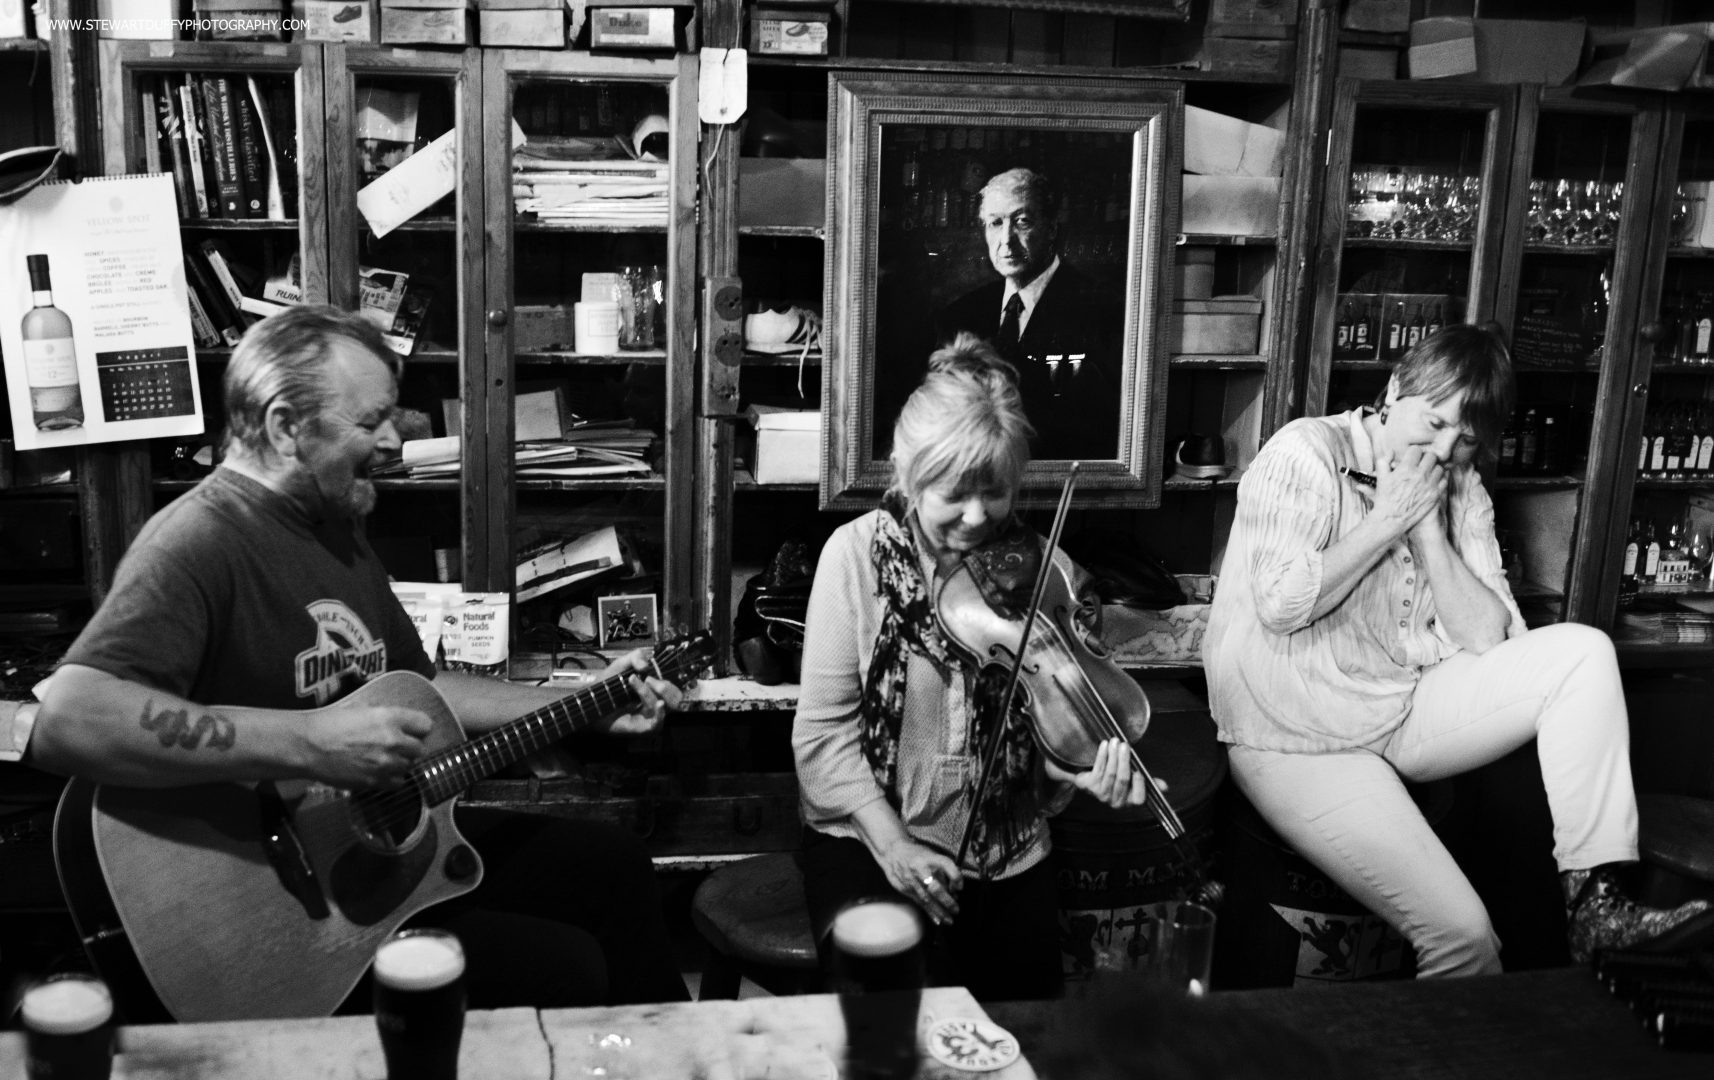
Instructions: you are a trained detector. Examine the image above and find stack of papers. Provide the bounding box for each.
[384,420,655,481]
[513,143,668,225]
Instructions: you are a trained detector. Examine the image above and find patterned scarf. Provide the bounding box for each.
[860,493,1042,877]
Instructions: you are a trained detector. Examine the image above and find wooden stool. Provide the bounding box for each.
[690,853,822,1000]
[1637,794,1714,908]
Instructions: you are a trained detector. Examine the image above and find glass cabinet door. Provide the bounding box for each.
[1311,81,1515,426]
[483,52,697,639]
[99,39,324,502]
[325,46,481,593]
[1602,105,1714,662]
[1497,94,1656,631]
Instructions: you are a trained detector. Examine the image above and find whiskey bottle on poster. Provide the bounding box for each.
[20,253,84,431]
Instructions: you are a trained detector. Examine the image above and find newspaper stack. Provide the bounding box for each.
[386,421,655,481]
[513,140,668,226]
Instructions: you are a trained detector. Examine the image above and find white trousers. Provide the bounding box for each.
[1227,623,1637,977]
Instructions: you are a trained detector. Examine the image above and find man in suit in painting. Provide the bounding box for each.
[935,167,1124,461]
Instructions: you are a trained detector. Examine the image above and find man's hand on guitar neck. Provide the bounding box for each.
[601,649,688,736]
[432,648,688,738]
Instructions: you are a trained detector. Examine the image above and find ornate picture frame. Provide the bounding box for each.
[823,73,1182,508]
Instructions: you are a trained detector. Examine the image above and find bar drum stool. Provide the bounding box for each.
[690,852,822,999]
[1636,794,1714,908]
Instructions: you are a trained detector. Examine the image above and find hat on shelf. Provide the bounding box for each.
[1173,434,1231,480]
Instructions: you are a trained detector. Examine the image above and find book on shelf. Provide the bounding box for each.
[183,250,242,346]
[200,75,248,218]
[185,280,222,349]
[261,78,298,219]
[175,75,213,217]
[139,85,163,177]
[243,76,286,220]
[197,238,247,309]
[381,283,432,356]
[153,77,196,219]
[263,251,304,304]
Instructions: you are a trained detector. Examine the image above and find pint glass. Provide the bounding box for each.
[372,928,467,1080]
[828,900,926,1080]
[21,973,115,1080]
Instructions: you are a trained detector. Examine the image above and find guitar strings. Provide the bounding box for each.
[283,641,706,846]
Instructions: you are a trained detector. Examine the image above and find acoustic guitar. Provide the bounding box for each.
[52,631,716,1023]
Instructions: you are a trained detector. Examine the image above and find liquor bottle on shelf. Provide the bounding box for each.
[1622,518,1640,585]
[1696,294,1714,363]
[20,253,85,431]
[1425,300,1444,340]
[1335,297,1354,354]
[901,146,922,231]
[1499,411,1520,475]
[1644,519,1663,584]
[1647,407,1668,478]
[1696,403,1714,473]
[1518,407,1540,473]
[1384,298,1407,361]
[1662,404,1684,477]
[1406,301,1425,350]
[1352,296,1375,357]
[1540,410,1561,475]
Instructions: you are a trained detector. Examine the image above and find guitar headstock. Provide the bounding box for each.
[650,629,719,687]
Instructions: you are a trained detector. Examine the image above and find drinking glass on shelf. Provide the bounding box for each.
[1527,179,1553,243]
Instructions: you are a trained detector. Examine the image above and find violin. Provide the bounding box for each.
[932,465,1212,900]
[934,528,1153,773]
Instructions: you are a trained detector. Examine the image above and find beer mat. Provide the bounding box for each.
[924,1017,1020,1072]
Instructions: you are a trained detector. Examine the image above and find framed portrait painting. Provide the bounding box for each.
[822,73,1183,508]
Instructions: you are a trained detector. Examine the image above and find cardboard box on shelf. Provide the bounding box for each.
[1407,16,1477,79]
[1341,45,1400,79]
[442,387,570,443]
[1472,20,1584,85]
[751,7,829,55]
[1174,248,1215,300]
[748,405,820,485]
[380,0,475,46]
[1410,17,1585,84]
[1197,36,1293,79]
[95,0,174,37]
[1343,0,1410,35]
[478,0,566,47]
[305,0,379,42]
[1582,23,1714,91]
[193,0,284,39]
[1184,106,1285,178]
[514,304,576,350]
[590,6,676,50]
[738,158,826,230]
[1181,175,1280,237]
[1169,296,1264,356]
[1208,0,1295,39]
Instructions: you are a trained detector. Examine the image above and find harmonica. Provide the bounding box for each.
[1339,466,1377,488]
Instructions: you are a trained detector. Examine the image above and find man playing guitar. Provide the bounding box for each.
[28,305,695,1021]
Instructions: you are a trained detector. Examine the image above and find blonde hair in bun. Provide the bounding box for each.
[891,332,1034,507]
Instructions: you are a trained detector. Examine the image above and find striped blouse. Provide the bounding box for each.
[1205,409,1527,753]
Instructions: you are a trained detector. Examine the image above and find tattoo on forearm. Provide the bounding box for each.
[138,701,237,751]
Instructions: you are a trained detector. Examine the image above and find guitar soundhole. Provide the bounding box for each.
[348,786,427,852]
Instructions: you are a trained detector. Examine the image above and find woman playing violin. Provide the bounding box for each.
[792,334,1149,1002]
